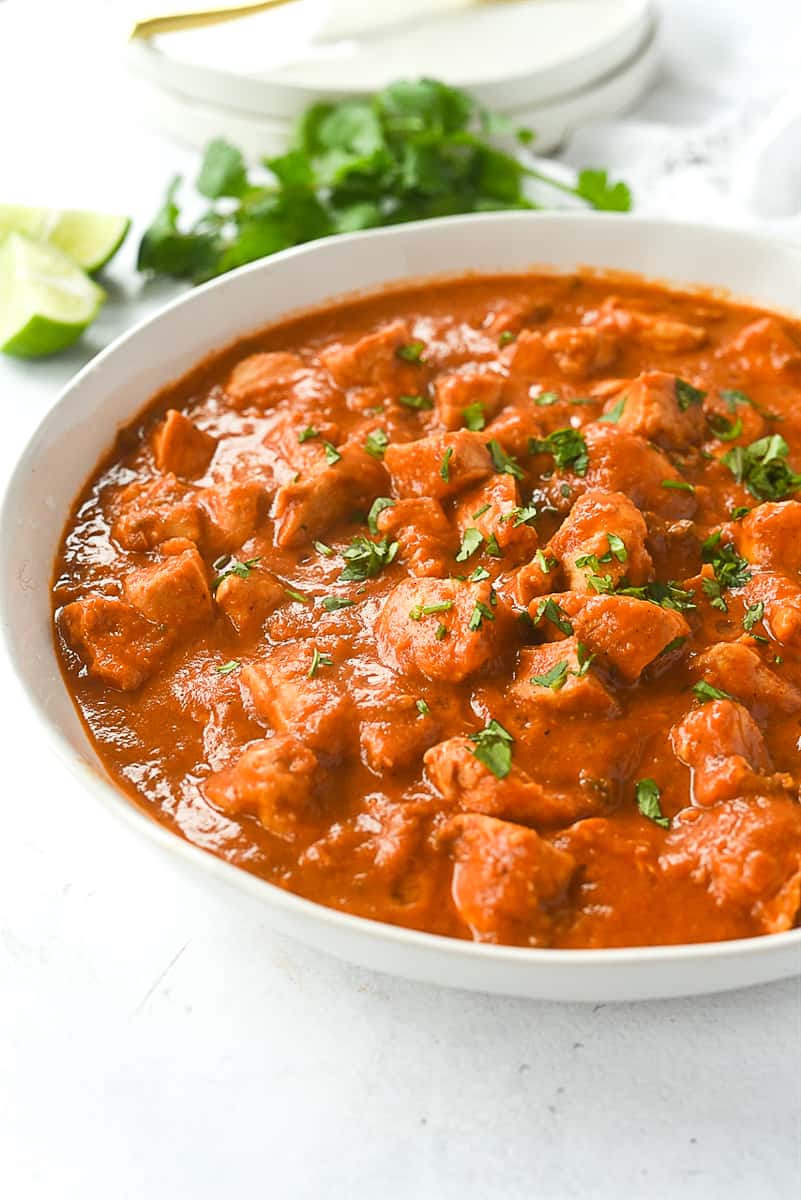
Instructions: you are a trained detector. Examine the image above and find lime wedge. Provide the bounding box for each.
[0,232,106,358]
[0,204,130,272]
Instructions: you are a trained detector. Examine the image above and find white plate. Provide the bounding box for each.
[126,0,655,119]
[130,17,659,158]
[2,212,800,1002]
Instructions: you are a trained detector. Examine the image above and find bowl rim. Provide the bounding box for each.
[3,208,801,973]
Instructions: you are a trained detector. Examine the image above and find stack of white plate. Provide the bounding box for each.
[126,0,659,157]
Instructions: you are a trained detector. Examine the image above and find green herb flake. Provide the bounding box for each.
[575,641,596,676]
[661,478,696,493]
[730,505,751,521]
[472,503,492,519]
[435,622,448,641]
[509,503,538,527]
[722,434,801,500]
[409,600,454,621]
[313,540,334,557]
[323,440,342,465]
[469,565,491,582]
[339,535,398,582]
[396,341,426,364]
[440,446,454,482]
[533,597,574,637]
[675,378,706,412]
[635,778,670,828]
[456,527,484,562]
[534,391,560,407]
[321,595,355,612]
[365,428,389,459]
[606,533,627,563]
[416,699,431,716]
[534,549,558,573]
[399,393,433,411]
[708,413,743,442]
[486,438,525,480]
[701,533,752,612]
[211,555,262,591]
[743,601,765,633]
[284,587,312,604]
[468,718,513,779]
[307,647,334,679]
[298,426,319,443]
[367,496,396,535]
[498,331,516,348]
[529,427,589,476]
[215,659,240,675]
[692,680,735,703]
[720,388,779,421]
[531,660,569,691]
[598,397,626,424]
[463,402,486,431]
[468,601,496,631]
[485,532,503,558]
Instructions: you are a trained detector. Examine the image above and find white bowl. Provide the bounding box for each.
[2,212,800,1002]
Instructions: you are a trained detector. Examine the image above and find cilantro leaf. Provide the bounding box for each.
[692,680,735,703]
[456,527,484,562]
[486,439,524,480]
[469,718,513,779]
[365,429,389,458]
[531,660,569,690]
[339,535,398,581]
[529,428,589,476]
[722,434,801,500]
[367,496,396,535]
[635,778,670,828]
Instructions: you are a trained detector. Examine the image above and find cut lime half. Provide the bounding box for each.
[0,232,106,358]
[0,204,130,272]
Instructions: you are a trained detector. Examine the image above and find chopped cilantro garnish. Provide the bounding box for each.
[598,397,626,424]
[365,428,389,459]
[660,636,687,656]
[285,587,312,604]
[692,680,735,703]
[486,438,525,480]
[339,535,398,581]
[707,413,743,442]
[298,426,319,443]
[722,434,801,500]
[531,660,569,691]
[743,600,765,633]
[463,402,486,431]
[529,427,589,476]
[456,527,484,562]
[533,597,574,637]
[399,393,433,410]
[485,532,503,558]
[321,596,355,612]
[211,554,262,591]
[396,340,426,364]
[468,718,513,779]
[469,565,491,582]
[606,533,627,562]
[575,642,595,676]
[416,699,431,715]
[508,503,538,526]
[730,505,751,521]
[675,378,706,411]
[498,331,516,347]
[307,647,334,678]
[661,479,695,493]
[468,600,496,631]
[435,622,448,641]
[635,778,670,828]
[472,502,492,519]
[440,446,454,482]
[617,580,696,613]
[409,600,454,620]
[701,532,751,612]
[215,659,240,675]
[367,496,396,534]
[322,440,342,465]
[720,388,779,421]
[313,540,333,557]
[534,549,558,573]
[534,391,560,406]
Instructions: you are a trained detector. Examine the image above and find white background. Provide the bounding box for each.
[1,1,800,1196]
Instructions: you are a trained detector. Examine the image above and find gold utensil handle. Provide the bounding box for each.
[130,0,298,41]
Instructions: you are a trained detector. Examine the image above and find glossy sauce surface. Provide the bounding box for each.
[54,272,801,947]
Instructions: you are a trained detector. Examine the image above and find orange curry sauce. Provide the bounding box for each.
[53,272,801,948]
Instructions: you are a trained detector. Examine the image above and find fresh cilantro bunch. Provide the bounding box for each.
[138,78,632,283]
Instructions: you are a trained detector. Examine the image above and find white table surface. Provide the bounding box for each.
[1,2,800,1197]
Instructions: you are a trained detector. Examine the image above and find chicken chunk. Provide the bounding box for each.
[661,796,801,932]
[542,424,696,521]
[384,429,493,500]
[375,497,453,578]
[241,644,355,760]
[437,812,576,944]
[453,474,539,564]
[742,573,801,649]
[503,328,549,377]
[360,689,442,774]
[123,547,212,629]
[376,578,517,683]
[564,594,690,683]
[670,699,792,806]
[320,319,422,393]
[509,639,620,718]
[113,474,204,551]
[200,479,264,555]
[596,301,707,352]
[697,641,801,717]
[225,351,306,408]
[733,501,801,575]
[426,735,597,826]
[547,488,652,592]
[152,409,216,478]
[203,735,321,840]
[434,365,505,431]
[58,596,170,691]
[608,371,705,450]
[543,325,617,378]
[271,438,387,547]
[721,317,801,373]
[214,569,286,636]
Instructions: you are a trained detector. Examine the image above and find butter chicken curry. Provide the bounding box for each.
[54,272,801,948]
